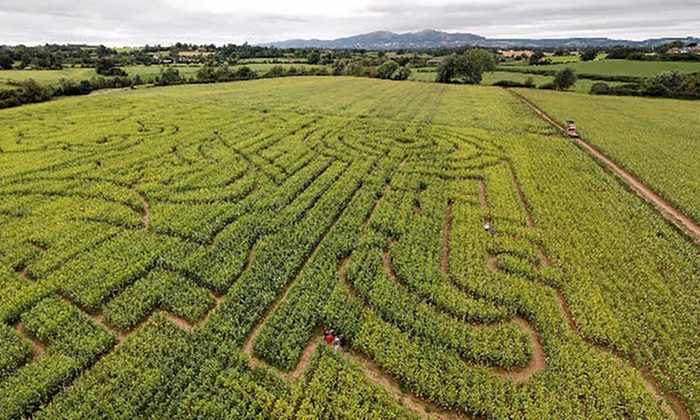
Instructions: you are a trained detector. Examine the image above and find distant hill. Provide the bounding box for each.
[260,30,700,50]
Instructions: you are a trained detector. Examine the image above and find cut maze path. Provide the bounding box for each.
[137,191,151,232]
[13,322,45,357]
[511,92,700,247]
[339,253,465,419]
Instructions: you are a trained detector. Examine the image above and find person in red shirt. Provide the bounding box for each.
[324,328,335,344]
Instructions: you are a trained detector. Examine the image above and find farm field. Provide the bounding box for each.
[0,63,324,90]
[502,59,700,77]
[0,77,698,418]
[409,69,623,93]
[514,89,700,223]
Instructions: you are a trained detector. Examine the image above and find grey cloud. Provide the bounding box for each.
[0,0,697,45]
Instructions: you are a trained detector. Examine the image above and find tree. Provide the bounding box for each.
[196,65,217,83]
[455,49,496,84]
[375,60,400,79]
[307,51,321,65]
[529,51,545,65]
[580,48,598,62]
[553,67,577,90]
[157,67,183,85]
[435,55,457,83]
[0,50,13,70]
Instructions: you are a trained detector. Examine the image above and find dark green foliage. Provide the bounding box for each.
[552,67,577,90]
[580,48,598,62]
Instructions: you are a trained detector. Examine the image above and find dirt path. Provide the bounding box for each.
[487,254,498,271]
[14,322,45,357]
[245,245,256,271]
[441,202,452,275]
[366,199,381,227]
[137,192,151,231]
[501,317,546,382]
[88,87,130,97]
[347,351,472,419]
[512,93,700,246]
[92,315,126,343]
[18,268,36,282]
[164,312,194,333]
[242,183,357,367]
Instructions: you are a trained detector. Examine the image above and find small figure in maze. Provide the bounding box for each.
[484,223,496,235]
[323,328,347,350]
[324,328,335,345]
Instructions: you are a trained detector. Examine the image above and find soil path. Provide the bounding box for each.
[242,179,359,366]
[18,268,36,282]
[339,254,463,419]
[441,202,452,274]
[164,313,194,333]
[88,87,130,97]
[501,317,546,382]
[137,192,151,231]
[347,351,472,419]
[512,93,700,246]
[92,315,126,343]
[14,322,45,357]
[366,199,381,227]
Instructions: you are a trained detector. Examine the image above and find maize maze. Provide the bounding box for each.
[0,77,698,418]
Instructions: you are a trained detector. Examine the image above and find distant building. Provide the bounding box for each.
[667,47,691,54]
[427,58,441,65]
[499,50,534,58]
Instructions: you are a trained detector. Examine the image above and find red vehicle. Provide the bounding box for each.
[566,120,580,138]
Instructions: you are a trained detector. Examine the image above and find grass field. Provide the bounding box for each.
[410,69,623,93]
[0,77,698,418]
[0,63,324,89]
[503,59,700,77]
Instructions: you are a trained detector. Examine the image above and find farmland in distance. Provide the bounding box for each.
[0,77,698,418]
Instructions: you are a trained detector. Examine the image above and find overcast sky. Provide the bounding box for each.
[1,0,698,46]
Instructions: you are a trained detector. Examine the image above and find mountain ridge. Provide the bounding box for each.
[259,30,700,50]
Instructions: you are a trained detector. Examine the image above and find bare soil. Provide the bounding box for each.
[164,312,194,333]
[347,351,473,419]
[14,322,45,357]
[499,317,546,382]
[93,315,126,343]
[245,245,256,271]
[365,199,381,227]
[288,330,323,382]
[478,179,489,213]
[487,254,498,271]
[137,192,151,231]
